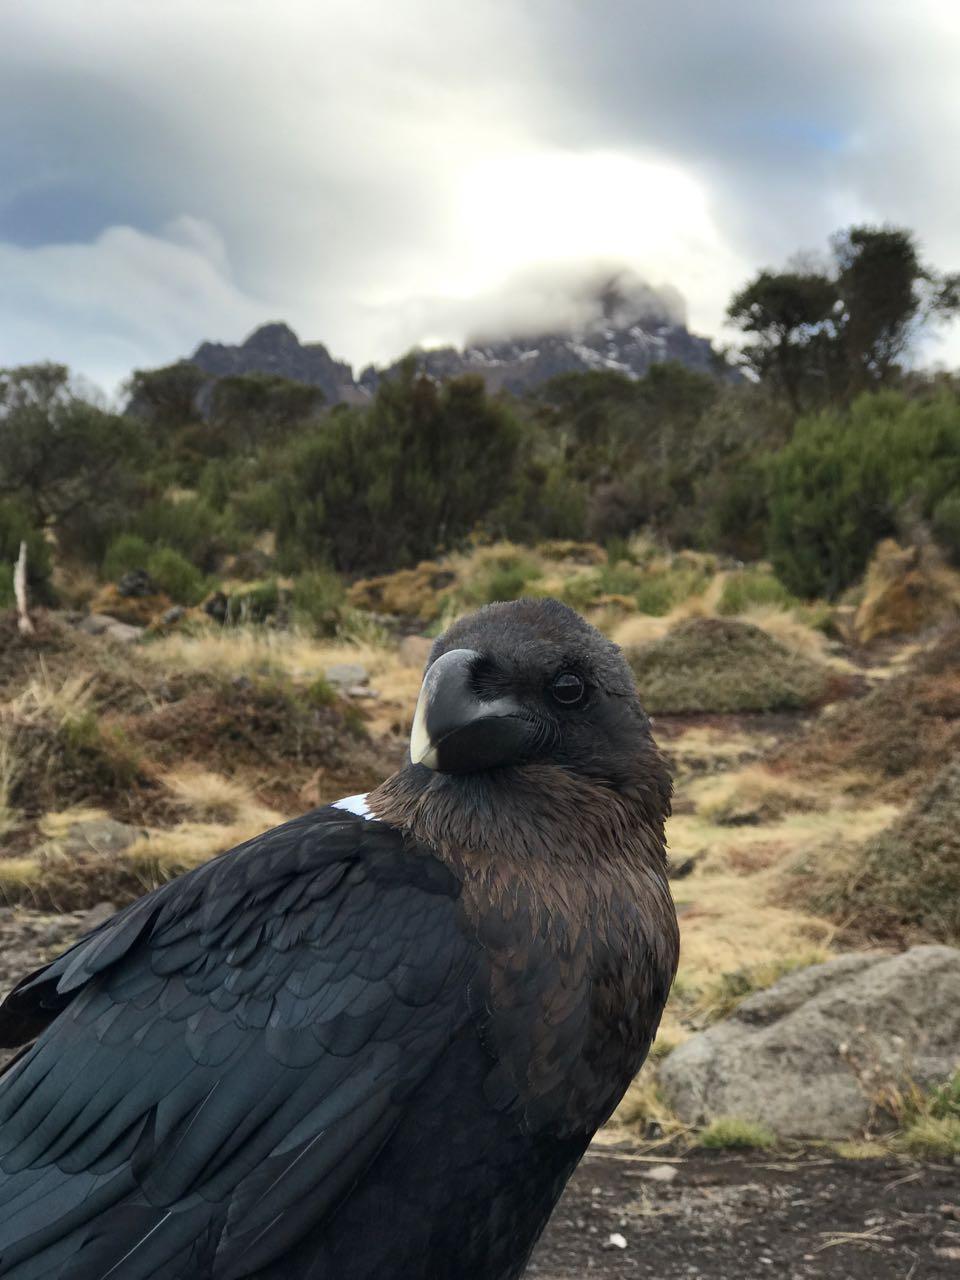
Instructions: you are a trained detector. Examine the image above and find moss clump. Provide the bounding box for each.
[716,568,797,615]
[628,617,829,714]
[823,760,960,944]
[698,1117,777,1150]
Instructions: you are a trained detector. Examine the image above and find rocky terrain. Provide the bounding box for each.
[185,293,724,407]
[1,536,958,1278]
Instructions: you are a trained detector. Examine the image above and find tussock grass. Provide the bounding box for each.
[808,759,960,943]
[163,769,251,824]
[627,618,830,714]
[611,1072,686,1137]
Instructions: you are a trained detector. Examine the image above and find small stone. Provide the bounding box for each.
[604,1233,628,1250]
[104,621,144,644]
[62,819,142,859]
[116,569,155,598]
[160,605,187,626]
[636,1163,678,1183]
[78,613,118,636]
[325,663,370,690]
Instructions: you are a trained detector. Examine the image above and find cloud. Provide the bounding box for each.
[1,1,958,389]
[0,219,267,395]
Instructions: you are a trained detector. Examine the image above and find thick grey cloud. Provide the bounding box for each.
[1,1,958,393]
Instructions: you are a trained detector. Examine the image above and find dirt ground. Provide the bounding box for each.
[530,1143,960,1279]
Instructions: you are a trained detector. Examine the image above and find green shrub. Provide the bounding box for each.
[933,492,960,564]
[767,390,960,598]
[146,547,207,605]
[292,569,345,633]
[717,569,797,615]
[225,579,283,624]
[135,497,227,571]
[0,498,53,607]
[273,364,523,574]
[102,534,152,582]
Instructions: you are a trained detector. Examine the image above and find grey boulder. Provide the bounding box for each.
[659,946,960,1139]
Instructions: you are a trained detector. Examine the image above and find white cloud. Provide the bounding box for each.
[0,220,266,395]
[1,0,958,388]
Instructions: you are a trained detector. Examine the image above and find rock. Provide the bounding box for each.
[160,605,187,626]
[325,663,369,691]
[116,568,156,598]
[203,591,229,623]
[78,613,118,636]
[104,621,144,644]
[61,818,143,858]
[398,635,433,669]
[604,1233,628,1250]
[658,946,960,1140]
[636,1164,678,1183]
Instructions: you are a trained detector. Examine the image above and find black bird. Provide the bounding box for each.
[0,598,678,1280]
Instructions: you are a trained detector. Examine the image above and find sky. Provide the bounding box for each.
[2,0,960,394]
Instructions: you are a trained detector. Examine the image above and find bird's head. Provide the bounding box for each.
[385,598,671,835]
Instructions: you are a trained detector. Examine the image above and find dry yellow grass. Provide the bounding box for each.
[38,806,112,840]
[690,765,827,826]
[163,768,251,824]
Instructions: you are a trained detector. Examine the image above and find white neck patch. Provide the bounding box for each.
[332,792,373,819]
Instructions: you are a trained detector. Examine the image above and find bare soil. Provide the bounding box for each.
[531,1144,960,1279]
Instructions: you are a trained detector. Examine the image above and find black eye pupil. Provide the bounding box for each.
[551,673,585,705]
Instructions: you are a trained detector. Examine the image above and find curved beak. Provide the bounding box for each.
[410,648,537,774]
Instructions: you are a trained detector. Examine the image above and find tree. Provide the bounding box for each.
[0,364,146,530]
[728,226,960,407]
[833,226,960,392]
[210,373,325,451]
[727,271,839,409]
[274,362,523,573]
[125,361,207,427]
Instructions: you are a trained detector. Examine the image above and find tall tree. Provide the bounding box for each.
[727,226,960,407]
[0,364,145,528]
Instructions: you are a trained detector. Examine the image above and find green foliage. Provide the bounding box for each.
[126,361,206,427]
[102,534,152,582]
[0,364,147,543]
[698,1117,777,1150]
[274,364,523,573]
[767,390,960,597]
[932,492,960,563]
[225,579,283,624]
[134,497,228,572]
[728,225,960,406]
[0,498,53,606]
[717,569,797,615]
[145,548,207,605]
[458,550,543,606]
[291,570,345,634]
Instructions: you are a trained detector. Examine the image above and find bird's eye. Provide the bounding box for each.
[550,672,586,706]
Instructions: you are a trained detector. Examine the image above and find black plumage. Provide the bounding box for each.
[0,598,678,1280]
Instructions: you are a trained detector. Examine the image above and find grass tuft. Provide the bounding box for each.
[698,1117,778,1150]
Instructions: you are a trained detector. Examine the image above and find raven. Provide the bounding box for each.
[0,598,678,1280]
